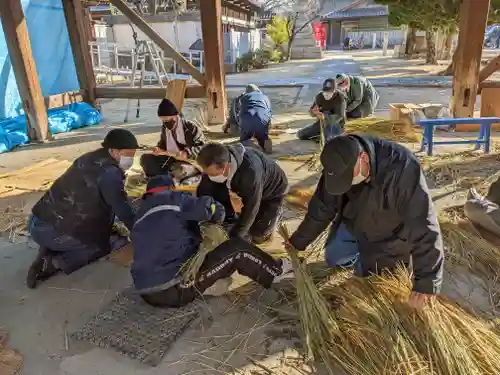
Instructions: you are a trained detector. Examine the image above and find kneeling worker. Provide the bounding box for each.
[286,134,444,310]
[297,78,347,141]
[238,84,273,154]
[131,175,292,307]
[336,74,379,118]
[27,129,139,288]
[196,143,288,244]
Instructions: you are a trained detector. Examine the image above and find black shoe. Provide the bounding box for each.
[26,248,58,289]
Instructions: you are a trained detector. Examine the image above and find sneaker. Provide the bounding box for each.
[203,277,232,296]
[273,258,294,283]
[26,248,58,289]
[263,139,273,154]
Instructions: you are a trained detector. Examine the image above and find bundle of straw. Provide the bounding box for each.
[181,222,228,285]
[345,117,422,143]
[278,223,339,374]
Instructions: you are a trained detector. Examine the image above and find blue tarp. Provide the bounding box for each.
[0,0,101,153]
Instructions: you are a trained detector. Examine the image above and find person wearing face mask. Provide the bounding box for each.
[297,78,347,141]
[335,74,379,119]
[140,98,207,177]
[284,134,444,311]
[26,129,139,289]
[195,142,288,244]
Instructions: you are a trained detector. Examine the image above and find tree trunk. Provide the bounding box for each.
[405,25,416,57]
[425,30,438,64]
[286,35,294,61]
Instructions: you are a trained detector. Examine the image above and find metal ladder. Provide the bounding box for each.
[124,39,170,123]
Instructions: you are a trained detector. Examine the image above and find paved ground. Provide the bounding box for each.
[0,49,498,375]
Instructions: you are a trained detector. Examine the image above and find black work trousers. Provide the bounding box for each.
[196,176,284,242]
[141,237,282,308]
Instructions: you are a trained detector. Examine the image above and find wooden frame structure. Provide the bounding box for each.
[0,0,227,141]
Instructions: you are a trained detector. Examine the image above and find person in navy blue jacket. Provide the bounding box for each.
[239,84,273,154]
[131,175,292,308]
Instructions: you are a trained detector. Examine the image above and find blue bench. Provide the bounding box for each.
[417,117,500,156]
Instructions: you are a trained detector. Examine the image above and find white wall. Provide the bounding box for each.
[347,29,405,47]
[110,21,203,52]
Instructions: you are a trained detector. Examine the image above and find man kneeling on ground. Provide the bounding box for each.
[336,74,379,119]
[196,143,288,245]
[297,78,347,141]
[27,129,139,288]
[131,175,292,308]
[285,134,444,310]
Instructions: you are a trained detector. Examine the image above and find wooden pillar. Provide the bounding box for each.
[451,0,490,118]
[62,0,97,107]
[0,0,49,141]
[200,0,227,124]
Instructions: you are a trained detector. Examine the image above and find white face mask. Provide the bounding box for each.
[208,165,228,183]
[352,159,367,185]
[322,91,334,100]
[119,156,134,171]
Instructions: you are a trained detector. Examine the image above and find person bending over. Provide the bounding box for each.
[131,175,292,307]
[196,143,288,245]
[285,134,444,310]
[27,129,139,288]
[336,74,379,119]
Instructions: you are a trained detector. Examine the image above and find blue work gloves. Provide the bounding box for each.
[210,202,226,224]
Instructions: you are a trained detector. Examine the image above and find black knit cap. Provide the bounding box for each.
[157,98,179,117]
[322,78,336,92]
[320,135,361,195]
[101,129,140,150]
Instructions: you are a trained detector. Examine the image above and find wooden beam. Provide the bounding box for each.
[45,90,85,110]
[200,0,227,124]
[94,85,206,99]
[0,0,49,141]
[108,0,205,85]
[451,0,490,118]
[479,54,500,83]
[165,79,187,112]
[62,0,97,107]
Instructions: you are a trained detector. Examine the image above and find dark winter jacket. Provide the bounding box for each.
[227,144,288,238]
[310,91,347,127]
[289,135,444,295]
[344,75,376,113]
[131,190,224,292]
[32,148,134,251]
[239,91,272,127]
[157,118,206,159]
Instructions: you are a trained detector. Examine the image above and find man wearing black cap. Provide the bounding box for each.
[26,129,139,288]
[297,78,347,141]
[336,74,379,119]
[140,98,207,177]
[286,134,444,310]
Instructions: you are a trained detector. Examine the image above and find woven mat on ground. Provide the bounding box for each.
[71,289,200,366]
[0,331,23,375]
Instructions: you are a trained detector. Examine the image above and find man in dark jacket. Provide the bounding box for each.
[27,129,139,289]
[336,74,379,118]
[131,175,293,307]
[140,98,207,177]
[297,78,347,141]
[238,84,273,154]
[286,134,444,310]
[196,143,288,244]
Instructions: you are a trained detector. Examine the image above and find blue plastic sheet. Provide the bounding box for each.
[0,0,101,153]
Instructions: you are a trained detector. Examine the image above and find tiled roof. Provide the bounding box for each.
[323,6,388,20]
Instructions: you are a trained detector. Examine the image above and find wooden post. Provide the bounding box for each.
[0,0,49,141]
[479,54,500,83]
[165,79,187,112]
[109,0,205,85]
[451,0,490,118]
[200,0,227,124]
[62,0,97,107]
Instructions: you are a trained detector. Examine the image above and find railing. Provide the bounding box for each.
[89,41,205,84]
